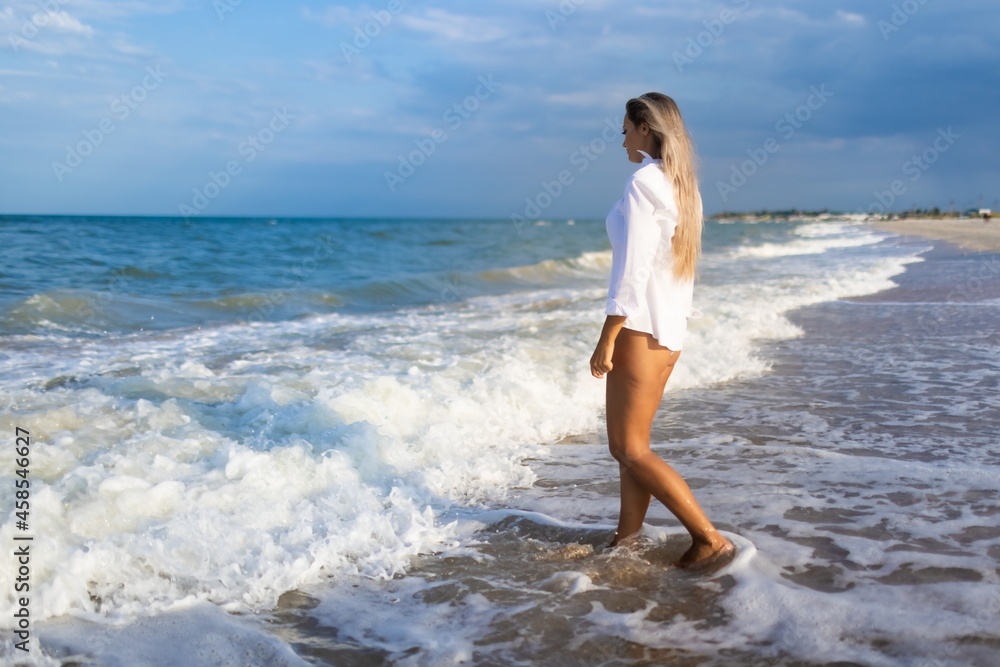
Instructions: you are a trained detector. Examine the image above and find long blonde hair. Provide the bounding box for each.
[625,93,703,281]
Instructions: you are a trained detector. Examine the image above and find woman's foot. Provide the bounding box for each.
[606,530,644,553]
[675,535,735,569]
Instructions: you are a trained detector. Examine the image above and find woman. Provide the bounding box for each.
[589,92,734,569]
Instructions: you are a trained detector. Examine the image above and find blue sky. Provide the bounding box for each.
[1,0,997,218]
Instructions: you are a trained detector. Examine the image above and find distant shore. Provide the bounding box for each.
[871,218,1000,253]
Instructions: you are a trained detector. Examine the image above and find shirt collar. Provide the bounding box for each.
[638,149,660,165]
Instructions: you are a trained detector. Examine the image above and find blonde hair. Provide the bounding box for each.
[625,93,703,281]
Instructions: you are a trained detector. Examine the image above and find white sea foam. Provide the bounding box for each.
[3,600,312,667]
[792,220,855,237]
[727,232,887,258]
[1,294,623,640]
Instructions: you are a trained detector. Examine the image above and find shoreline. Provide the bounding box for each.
[870,217,1000,253]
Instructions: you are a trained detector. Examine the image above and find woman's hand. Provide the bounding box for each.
[592,315,625,378]
[590,339,615,378]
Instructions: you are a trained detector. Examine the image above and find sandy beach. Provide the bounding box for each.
[872,218,1000,252]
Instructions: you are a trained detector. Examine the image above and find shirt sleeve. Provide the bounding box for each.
[606,175,664,318]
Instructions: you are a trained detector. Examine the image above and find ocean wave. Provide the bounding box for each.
[726,232,887,259]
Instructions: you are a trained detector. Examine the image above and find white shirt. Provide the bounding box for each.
[605,149,699,351]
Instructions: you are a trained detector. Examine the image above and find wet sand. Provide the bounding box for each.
[872,218,1000,252]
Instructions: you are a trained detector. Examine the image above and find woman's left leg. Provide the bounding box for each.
[605,328,733,566]
[608,328,680,548]
[612,465,652,546]
[609,342,677,546]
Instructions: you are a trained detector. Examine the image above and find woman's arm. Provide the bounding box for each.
[591,314,627,377]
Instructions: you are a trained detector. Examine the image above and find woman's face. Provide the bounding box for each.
[622,115,656,163]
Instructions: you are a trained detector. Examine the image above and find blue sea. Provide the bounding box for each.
[1,215,999,666]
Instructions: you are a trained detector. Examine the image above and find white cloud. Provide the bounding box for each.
[1,4,94,57]
[0,5,92,36]
[836,10,866,27]
[0,0,181,61]
[397,8,508,43]
[33,10,95,36]
[108,33,153,57]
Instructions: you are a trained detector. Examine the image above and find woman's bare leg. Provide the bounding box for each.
[609,344,672,547]
[610,465,651,547]
[606,328,733,567]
